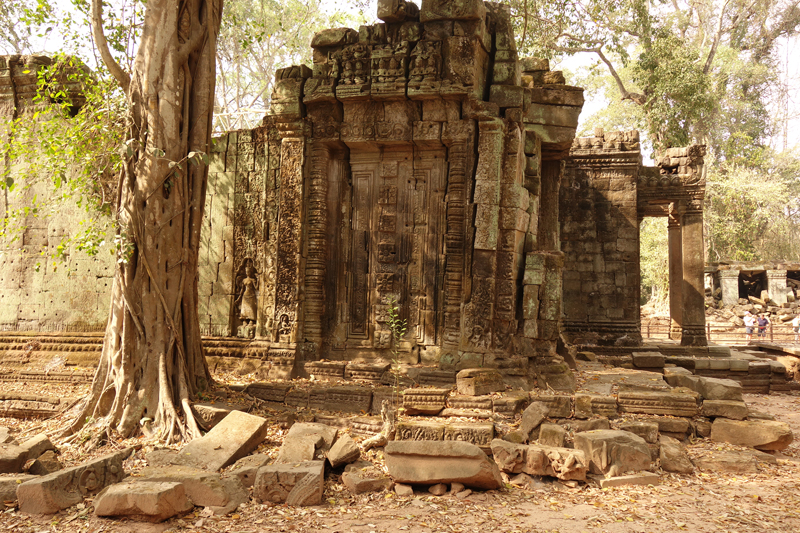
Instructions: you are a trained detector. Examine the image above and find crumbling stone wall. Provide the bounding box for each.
[0,55,111,332]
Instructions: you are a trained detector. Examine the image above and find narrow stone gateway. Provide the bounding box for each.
[198,0,585,388]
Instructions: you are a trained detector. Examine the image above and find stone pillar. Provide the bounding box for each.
[667,213,683,340]
[302,144,330,345]
[767,270,788,306]
[719,269,740,306]
[538,160,561,251]
[680,202,707,346]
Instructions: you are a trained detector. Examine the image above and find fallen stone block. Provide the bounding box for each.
[573,430,651,477]
[456,369,505,396]
[385,441,502,490]
[698,377,743,401]
[428,483,447,496]
[342,462,393,495]
[17,447,131,514]
[530,395,571,418]
[617,391,698,417]
[28,451,62,476]
[19,435,56,461]
[618,421,659,444]
[598,471,659,488]
[538,423,566,448]
[519,402,548,438]
[694,451,758,473]
[659,436,693,474]
[632,352,665,369]
[394,483,413,497]
[0,427,14,444]
[701,400,748,420]
[276,422,339,464]
[0,443,28,474]
[0,474,37,503]
[710,419,793,451]
[567,418,610,433]
[404,388,448,415]
[139,465,247,515]
[491,440,588,481]
[229,454,271,488]
[253,461,325,506]
[326,433,361,468]
[94,480,193,523]
[178,411,270,471]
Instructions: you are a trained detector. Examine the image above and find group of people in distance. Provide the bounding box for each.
[743,310,800,342]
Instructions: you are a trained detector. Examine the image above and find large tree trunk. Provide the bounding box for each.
[66,0,223,443]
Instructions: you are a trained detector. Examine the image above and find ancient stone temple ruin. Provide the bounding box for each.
[198,0,584,389]
[1,1,716,388]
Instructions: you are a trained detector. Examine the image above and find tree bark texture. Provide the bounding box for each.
[68,0,223,443]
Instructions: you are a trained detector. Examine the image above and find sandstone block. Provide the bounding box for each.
[659,436,693,474]
[394,483,413,497]
[618,422,659,444]
[701,400,748,420]
[573,430,651,477]
[538,423,566,448]
[254,461,325,506]
[385,441,502,490]
[178,411,270,471]
[598,472,659,488]
[139,465,247,515]
[710,419,793,451]
[698,377,743,401]
[229,454,271,488]
[569,418,610,433]
[28,451,62,476]
[491,440,588,481]
[326,434,361,468]
[632,352,665,369]
[0,474,37,503]
[617,391,698,417]
[342,470,393,494]
[519,402,548,437]
[0,443,28,474]
[17,448,131,514]
[94,480,193,523]
[19,434,56,461]
[694,451,758,473]
[456,368,505,396]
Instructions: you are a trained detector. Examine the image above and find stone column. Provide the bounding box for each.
[667,213,683,340]
[719,269,740,306]
[680,201,707,346]
[767,270,788,306]
[302,144,330,345]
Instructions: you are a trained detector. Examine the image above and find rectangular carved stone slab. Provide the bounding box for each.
[617,391,699,417]
[444,422,494,448]
[178,411,270,471]
[17,448,131,514]
[403,388,448,415]
[530,394,571,418]
[244,382,293,403]
[396,420,445,441]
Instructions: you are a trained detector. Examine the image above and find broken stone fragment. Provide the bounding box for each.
[456,368,505,396]
[693,451,758,473]
[598,471,659,488]
[28,450,62,476]
[253,460,325,506]
[384,440,502,490]
[0,427,14,445]
[537,423,566,448]
[19,434,56,461]
[518,402,548,438]
[394,483,413,497]
[573,430,651,477]
[326,433,361,468]
[342,462,393,495]
[618,421,659,444]
[139,465,247,516]
[697,377,743,402]
[491,440,588,481]
[93,480,193,523]
[0,474,37,503]
[658,436,693,474]
[710,418,793,451]
[701,400,748,420]
[17,447,131,514]
[276,422,338,464]
[229,454,271,488]
[428,483,447,496]
[178,411,270,471]
[0,443,28,474]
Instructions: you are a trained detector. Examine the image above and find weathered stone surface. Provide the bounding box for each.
[701,400,748,420]
[632,352,665,369]
[428,483,447,496]
[538,423,566,448]
[710,419,793,451]
[342,462,393,494]
[573,430,652,477]
[698,377,743,401]
[568,418,610,433]
[94,480,193,523]
[659,436,693,474]
[0,443,27,474]
[19,434,56,461]
[254,461,325,506]
[491,440,588,481]
[326,434,361,468]
[617,391,698,417]
[529,396,571,418]
[519,402,548,437]
[618,422,659,444]
[178,411,270,471]
[384,441,502,489]
[17,448,131,514]
[28,451,62,476]
[394,483,414,497]
[694,451,758,473]
[0,474,37,503]
[598,472,659,488]
[139,465,247,515]
[276,422,337,463]
[0,427,14,444]
[456,368,505,396]
[403,389,448,415]
[229,454,271,488]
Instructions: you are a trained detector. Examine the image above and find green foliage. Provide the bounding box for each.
[1,54,126,263]
[385,295,407,405]
[639,217,668,308]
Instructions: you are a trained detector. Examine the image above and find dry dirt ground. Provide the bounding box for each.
[1,372,799,533]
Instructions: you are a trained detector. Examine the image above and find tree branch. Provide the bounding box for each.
[91,0,131,93]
